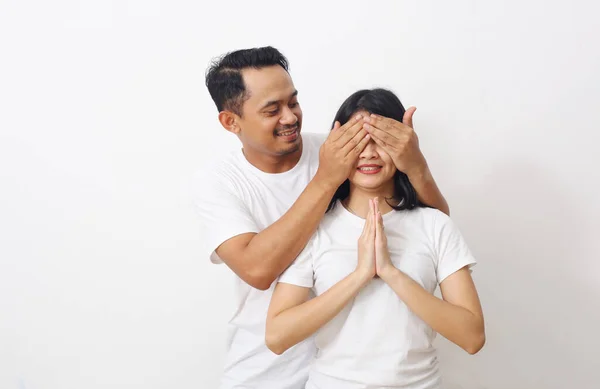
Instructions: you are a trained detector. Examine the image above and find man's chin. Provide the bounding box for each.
[275,135,301,156]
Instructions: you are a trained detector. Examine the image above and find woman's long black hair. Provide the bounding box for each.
[326,88,426,213]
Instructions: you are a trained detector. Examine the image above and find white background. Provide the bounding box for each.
[1,1,599,388]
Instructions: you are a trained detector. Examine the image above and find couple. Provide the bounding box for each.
[195,46,484,389]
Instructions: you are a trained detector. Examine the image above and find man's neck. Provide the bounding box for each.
[241,139,303,174]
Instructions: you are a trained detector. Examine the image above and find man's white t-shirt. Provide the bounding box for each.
[278,200,477,389]
[193,133,326,389]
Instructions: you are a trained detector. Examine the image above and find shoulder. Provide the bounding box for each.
[191,151,244,197]
[401,206,450,227]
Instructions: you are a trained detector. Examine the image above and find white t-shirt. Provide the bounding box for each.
[193,133,326,389]
[278,200,477,389]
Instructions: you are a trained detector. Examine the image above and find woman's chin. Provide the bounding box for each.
[349,180,388,192]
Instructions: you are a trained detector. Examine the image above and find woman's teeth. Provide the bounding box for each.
[358,166,381,171]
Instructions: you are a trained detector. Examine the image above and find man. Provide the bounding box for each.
[194,46,449,389]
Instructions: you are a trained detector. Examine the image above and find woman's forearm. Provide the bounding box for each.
[266,270,370,355]
[380,267,485,354]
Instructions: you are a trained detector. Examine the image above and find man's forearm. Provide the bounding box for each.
[408,163,449,215]
[243,174,337,284]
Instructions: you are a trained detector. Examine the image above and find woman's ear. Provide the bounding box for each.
[218,111,240,135]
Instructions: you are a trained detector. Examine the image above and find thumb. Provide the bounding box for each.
[403,106,417,129]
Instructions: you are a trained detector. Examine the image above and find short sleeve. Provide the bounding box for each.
[433,212,477,283]
[278,237,315,288]
[192,171,260,264]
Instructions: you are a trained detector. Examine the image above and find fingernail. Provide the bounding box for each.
[364,123,370,129]
[355,115,362,121]
[363,117,370,123]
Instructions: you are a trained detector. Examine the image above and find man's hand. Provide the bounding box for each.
[363,107,427,178]
[315,115,370,190]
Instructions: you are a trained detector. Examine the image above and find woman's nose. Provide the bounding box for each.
[359,139,378,158]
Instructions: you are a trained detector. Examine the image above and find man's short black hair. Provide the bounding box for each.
[205,46,290,116]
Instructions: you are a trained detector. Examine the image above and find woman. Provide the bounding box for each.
[265,89,485,389]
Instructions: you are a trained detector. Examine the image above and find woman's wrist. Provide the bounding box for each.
[379,264,402,284]
[353,267,374,286]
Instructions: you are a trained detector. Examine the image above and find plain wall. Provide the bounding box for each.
[1,1,599,388]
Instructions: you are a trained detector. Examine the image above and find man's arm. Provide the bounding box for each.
[216,177,335,290]
[405,161,449,216]
[216,116,371,290]
[363,108,450,215]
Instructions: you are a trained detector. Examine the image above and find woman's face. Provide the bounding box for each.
[347,111,397,191]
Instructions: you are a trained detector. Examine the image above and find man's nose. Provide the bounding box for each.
[280,106,298,126]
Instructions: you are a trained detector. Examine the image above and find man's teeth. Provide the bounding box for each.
[358,167,381,171]
[278,129,296,136]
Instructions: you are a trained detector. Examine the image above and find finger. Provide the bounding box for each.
[374,199,380,237]
[403,106,417,129]
[341,128,370,157]
[334,115,366,145]
[332,120,341,132]
[331,115,363,142]
[365,115,401,140]
[364,123,399,149]
[368,130,396,152]
[367,199,374,236]
[326,121,341,144]
[377,209,383,235]
[371,199,377,235]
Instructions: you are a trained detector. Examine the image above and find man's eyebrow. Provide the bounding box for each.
[260,90,299,110]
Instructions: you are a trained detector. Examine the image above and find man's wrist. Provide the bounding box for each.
[405,158,431,185]
[313,169,341,194]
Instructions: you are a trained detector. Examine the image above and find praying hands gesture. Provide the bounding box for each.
[356,198,395,281]
[355,199,486,355]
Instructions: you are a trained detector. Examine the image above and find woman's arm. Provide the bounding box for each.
[266,270,371,355]
[379,266,485,354]
[373,200,484,354]
[266,199,379,355]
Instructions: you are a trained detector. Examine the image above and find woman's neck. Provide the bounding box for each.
[342,184,397,219]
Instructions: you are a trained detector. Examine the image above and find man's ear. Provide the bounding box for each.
[218,111,241,135]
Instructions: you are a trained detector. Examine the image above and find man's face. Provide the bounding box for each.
[235,65,302,157]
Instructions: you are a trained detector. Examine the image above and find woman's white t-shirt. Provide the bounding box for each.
[278,201,477,389]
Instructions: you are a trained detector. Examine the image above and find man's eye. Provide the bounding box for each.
[266,110,279,116]
[289,102,299,108]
